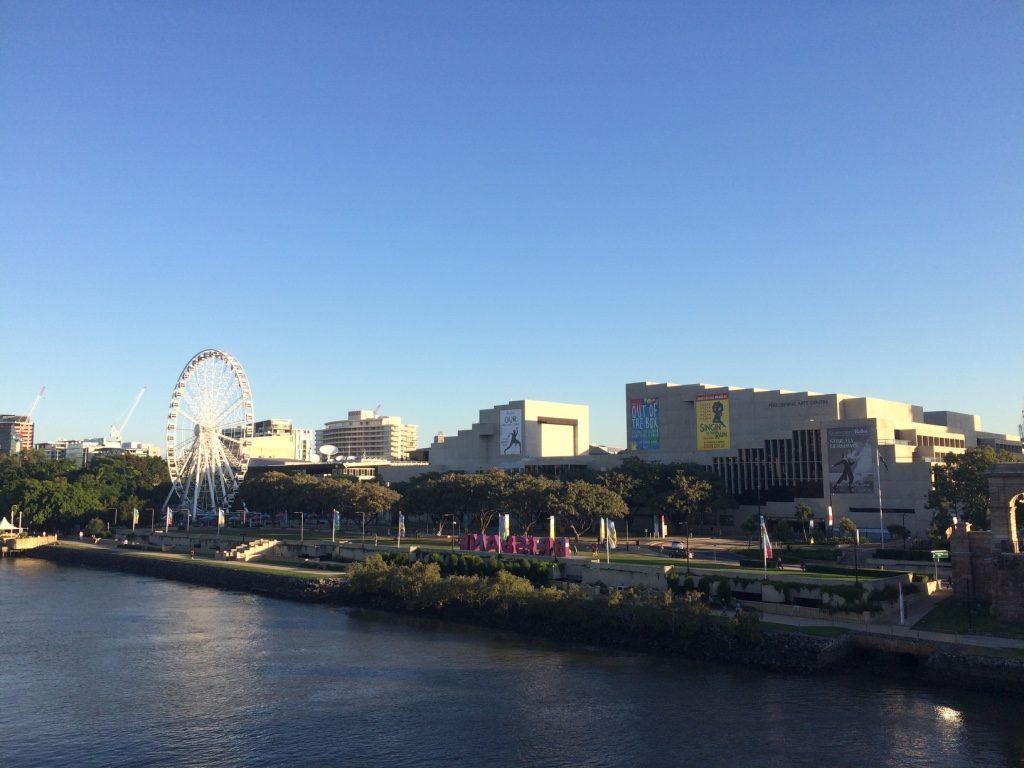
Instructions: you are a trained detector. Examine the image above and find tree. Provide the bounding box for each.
[837,516,857,539]
[659,471,712,535]
[463,471,510,536]
[548,480,627,540]
[926,447,1022,530]
[505,474,558,535]
[400,472,471,536]
[21,478,104,531]
[793,503,813,542]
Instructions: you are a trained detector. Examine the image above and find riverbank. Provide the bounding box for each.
[27,542,1024,694]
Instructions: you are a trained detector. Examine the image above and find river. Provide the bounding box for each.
[1,558,1022,767]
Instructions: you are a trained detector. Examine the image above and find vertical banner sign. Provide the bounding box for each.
[500,409,523,455]
[827,426,875,494]
[548,515,555,539]
[398,512,406,536]
[608,521,617,549]
[628,397,660,450]
[696,393,730,450]
[333,509,340,531]
[165,508,173,529]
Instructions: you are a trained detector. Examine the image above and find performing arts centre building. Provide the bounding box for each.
[624,382,1022,540]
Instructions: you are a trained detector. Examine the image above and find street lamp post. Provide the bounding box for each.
[451,516,457,552]
[854,527,860,585]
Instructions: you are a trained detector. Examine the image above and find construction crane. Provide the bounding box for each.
[26,387,45,420]
[110,386,147,444]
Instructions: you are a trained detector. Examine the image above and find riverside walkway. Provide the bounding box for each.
[41,535,1024,654]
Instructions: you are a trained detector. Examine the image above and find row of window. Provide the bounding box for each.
[711,429,825,501]
[917,435,965,449]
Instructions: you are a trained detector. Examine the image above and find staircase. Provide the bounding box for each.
[221,538,279,562]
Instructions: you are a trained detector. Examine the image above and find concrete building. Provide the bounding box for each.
[56,438,162,465]
[0,415,34,454]
[248,419,315,462]
[317,411,418,462]
[426,400,590,474]
[624,382,1022,538]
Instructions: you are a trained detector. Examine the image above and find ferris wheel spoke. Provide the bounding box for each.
[176,406,201,427]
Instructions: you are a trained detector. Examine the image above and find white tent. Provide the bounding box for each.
[0,516,16,532]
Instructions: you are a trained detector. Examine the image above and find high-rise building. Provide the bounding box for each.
[317,410,418,462]
[0,415,34,454]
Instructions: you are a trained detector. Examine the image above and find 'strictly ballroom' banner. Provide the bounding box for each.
[827,426,875,494]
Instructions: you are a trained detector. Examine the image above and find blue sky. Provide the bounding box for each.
[2,2,1022,450]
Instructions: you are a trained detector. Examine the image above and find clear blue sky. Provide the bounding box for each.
[2,2,1022,450]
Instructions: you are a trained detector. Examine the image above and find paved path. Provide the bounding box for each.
[749,587,1024,650]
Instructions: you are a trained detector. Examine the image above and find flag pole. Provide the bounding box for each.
[876,444,885,549]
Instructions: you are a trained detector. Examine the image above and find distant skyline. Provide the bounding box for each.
[2,2,1022,450]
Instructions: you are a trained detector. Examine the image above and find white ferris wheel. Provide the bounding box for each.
[164,349,254,520]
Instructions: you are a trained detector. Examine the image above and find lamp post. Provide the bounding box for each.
[451,516,458,552]
[854,527,860,585]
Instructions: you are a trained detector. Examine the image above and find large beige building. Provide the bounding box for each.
[248,419,315,461]
[426,399,590,473]
[625,381,1022,538]
[317,410,418,462]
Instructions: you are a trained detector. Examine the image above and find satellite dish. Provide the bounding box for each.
[318,445,338,461]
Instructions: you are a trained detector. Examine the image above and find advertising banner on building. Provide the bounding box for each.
[696,392,730,450]
[827,426,875,494]
[500,409,523,455]
[628,397,660,450]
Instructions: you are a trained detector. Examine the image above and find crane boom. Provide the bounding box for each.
[111,386,146,443]
[26,387,45,420]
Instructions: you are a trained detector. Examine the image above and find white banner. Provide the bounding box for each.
[500,409,523,455]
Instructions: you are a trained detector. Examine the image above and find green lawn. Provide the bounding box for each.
[913,596,1024,638]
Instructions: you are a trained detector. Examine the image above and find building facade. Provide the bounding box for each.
[624,382,1022,538]
[248,419,315,461]
[316,411,418,462]
[426,400,590,473]
[0,415,34,454]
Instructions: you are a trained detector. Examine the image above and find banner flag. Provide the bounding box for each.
[333,509,340,531]
[609,520,617,549]
[548,515,555,540]
[760,515,774,561]
[217,508,225,527]
[132,508,139,526]
[165,508,173,527]
[398,512,406,536]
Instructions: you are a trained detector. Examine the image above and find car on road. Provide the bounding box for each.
[665,542,694,559]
